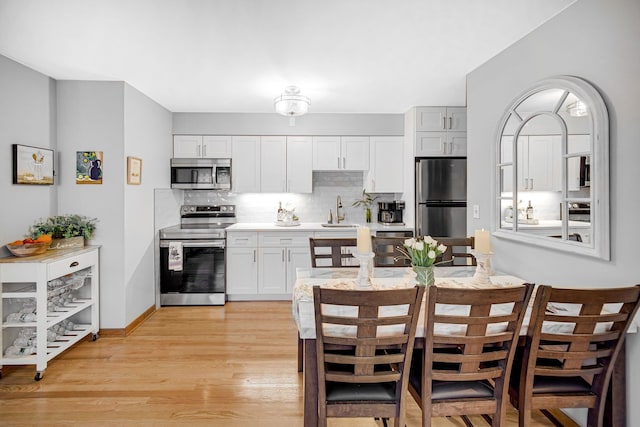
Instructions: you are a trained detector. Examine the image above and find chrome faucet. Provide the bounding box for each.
[336,195,345,224]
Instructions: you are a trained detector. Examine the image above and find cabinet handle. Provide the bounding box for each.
[342,157,346,169]
[442,117,446,130]
[529,178,533,189]
[282,249,285,262]
[197,145,201,157]
[253,250,256,262]
[441,141,446,154]
[448,117,452,129]
[288,250,291,262]
[449,141,454,154]
[203,145,207,157]
[69,261,79,267]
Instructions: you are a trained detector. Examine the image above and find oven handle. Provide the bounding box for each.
[160,240,225,248]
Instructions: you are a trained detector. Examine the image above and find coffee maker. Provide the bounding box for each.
[377,201,405,225]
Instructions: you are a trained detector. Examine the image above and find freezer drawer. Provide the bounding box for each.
[417,205,467,238]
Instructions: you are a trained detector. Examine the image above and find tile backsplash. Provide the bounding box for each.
[164,172,399,224]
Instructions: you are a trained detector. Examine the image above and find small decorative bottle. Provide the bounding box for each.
[526,200,534,220]
[277,202,284,222]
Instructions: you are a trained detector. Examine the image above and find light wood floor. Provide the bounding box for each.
[0,302,559,426]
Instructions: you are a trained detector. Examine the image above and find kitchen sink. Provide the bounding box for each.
[320,223,358,228]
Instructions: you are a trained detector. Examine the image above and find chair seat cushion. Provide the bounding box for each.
[533,375,592,394]
[432,380,495,400]
[326,382,396,402]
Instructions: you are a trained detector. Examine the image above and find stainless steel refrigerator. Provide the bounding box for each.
[416,158,467,237]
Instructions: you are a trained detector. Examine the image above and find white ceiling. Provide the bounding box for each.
[0,0,575,114]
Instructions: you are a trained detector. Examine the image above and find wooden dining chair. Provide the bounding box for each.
[309,237,358,268]
[408,283,534,427]
[372,236,411,267]
[434,237,477,266]
[313,285,425,427]
[509,284,640,427]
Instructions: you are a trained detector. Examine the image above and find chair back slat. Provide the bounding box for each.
[309,237,358,268]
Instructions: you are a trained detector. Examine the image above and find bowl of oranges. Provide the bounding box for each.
[6,235,52,257]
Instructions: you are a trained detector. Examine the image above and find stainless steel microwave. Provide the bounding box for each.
[170,158,231,190]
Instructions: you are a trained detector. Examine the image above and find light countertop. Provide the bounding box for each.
[227,222,414,232]
[501,219,590,229]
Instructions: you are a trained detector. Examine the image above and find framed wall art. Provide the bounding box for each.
[127,156,142,185]
[12,144,55,185]
[76,151,103,184]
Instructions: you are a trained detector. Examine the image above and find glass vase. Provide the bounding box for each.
[412,265,435,287]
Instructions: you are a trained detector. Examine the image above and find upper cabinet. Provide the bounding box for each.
[312,136,369,171]
[416,107,466,132]
[233,135,312,193]
[412,107,467,157]
[365,136,403,193]
[173,135,232,158]
[261,136,312,193]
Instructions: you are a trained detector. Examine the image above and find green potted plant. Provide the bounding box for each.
[28,214,97,249]
[352,189,378,223]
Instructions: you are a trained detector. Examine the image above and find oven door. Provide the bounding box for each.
[159,240,226,305]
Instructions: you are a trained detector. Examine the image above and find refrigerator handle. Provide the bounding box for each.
[416,162,423,202]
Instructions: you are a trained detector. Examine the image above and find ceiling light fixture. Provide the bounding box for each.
[274,86,310,126]
[567,100,588,117]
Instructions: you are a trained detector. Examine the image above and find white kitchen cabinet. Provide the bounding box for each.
[286,136,313,193]
[231,136,261,193]
[173,135,232,158]
[260,136,312,193]
[260,136,287,193]
[416,107,466,132]
[415,131,467,157]
[0,247,100,381]
[413,107,467,157]
[312,136,369,171]
[226,232,258,295]
[365,136,404,193]
[258,232,311,295]
[501,135,560,192]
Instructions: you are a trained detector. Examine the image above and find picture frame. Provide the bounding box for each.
[12,144,55,185]
[127,156,142,185]
[76,151,103,184]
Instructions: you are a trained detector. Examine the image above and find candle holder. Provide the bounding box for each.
[355,252,375,288]
[471,251,493,285]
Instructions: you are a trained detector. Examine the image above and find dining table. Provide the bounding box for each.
[291,266,629,427]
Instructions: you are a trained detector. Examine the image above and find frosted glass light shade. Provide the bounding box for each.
[274,86,310,116]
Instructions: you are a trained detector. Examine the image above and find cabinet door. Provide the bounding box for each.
[366,136,403,193]
[312,136,342,170]
[227,247,258,294]
[527,135,556,191]
[286,247,311,293]
[341,137,369,170]
[202,136,232,158]
[260,136,287,193]
[173,135,203,157]
[258,247,287,293]
[416,107,447,131]
[447,132,467,156]
[415,132,447,156]
[446,107,467,131]
[232,136,261,193]
[286,136,312,193]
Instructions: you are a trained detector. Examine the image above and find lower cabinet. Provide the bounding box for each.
[227,231,311,300]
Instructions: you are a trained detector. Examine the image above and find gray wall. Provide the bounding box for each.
[0,55,57,252]
[173,112,404,136]
[467,0,640,424]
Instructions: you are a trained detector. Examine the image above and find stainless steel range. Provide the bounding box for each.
[159,204,236,306]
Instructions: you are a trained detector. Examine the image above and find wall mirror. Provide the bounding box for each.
[495,76,609,259]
